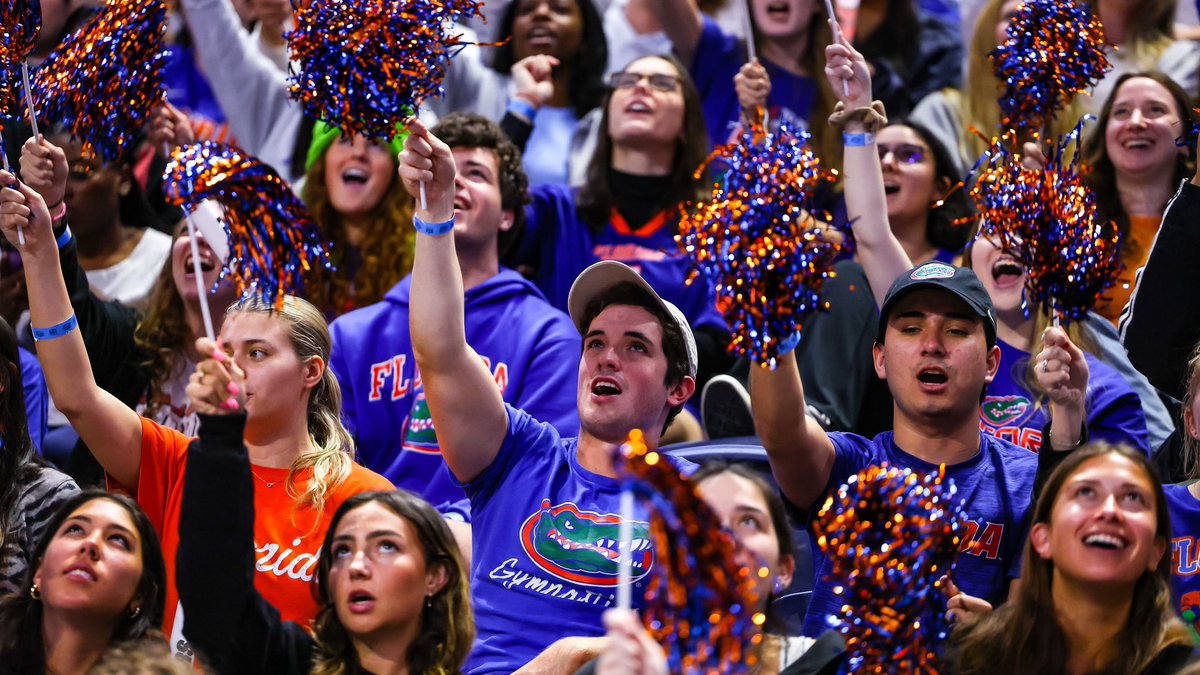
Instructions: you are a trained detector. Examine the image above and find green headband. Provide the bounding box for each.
[305,120,410,173]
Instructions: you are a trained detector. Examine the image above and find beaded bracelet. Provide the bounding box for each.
[32,314,78,342]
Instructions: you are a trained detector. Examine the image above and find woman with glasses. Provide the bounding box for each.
[506,54,731,439]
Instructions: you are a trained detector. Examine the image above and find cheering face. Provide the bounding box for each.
[57,135,125,242]
[217,310,321,426]
[33,498,144,621]
[324,135,395,220]
[878,125,943,226]
[328,502,446,640]
[1031,453,1166,588]
[1104,76,1185,178]
[607,57,686,150]
[511,0,584,62]
[170,219,235,311]
[751,0,817,42]
[576,304,688,443]
[449,147,514,253]
[874,288,999,424]
[697,472,794,610]
[969,233,1027,316]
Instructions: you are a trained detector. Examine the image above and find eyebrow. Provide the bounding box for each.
[64,515,136,538]
[892,310,978,323]
[584,329,655,343]
[333,529,405,542]
[461,159,495,177]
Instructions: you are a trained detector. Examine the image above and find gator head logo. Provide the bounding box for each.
[520,500,653,587]
[401,392,440,454]
[980,395,1031,426]
[1182,591,1200,638]
[911,262,956,280]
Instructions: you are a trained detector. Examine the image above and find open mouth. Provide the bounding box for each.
[341,168,369,185]
[591,377,622,397]
[347,590,375,610]
[526,26,557,47]
[917,368,948,385]
[184,254,216,273]
[1082,532,1127,550]
[625,100,652,114]
[883,182,901,195]
[1122,138,1154,150]
[765,0,790,19]
[64,564,97,582]
[991,258,1025,281]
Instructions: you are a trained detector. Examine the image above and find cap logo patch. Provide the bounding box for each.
[911,262,956,280]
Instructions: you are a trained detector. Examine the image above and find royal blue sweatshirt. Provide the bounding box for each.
[329,269,581,512]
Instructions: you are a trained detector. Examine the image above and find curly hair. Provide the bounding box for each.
[133,253,194,409]
[310,491,473,675]
[302,149,415,318]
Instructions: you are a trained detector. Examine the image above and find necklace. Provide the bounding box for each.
[251,470,280,489]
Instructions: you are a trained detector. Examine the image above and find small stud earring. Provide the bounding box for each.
[127,605,141,619]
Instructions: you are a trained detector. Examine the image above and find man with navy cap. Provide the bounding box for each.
[751,261,1090,636]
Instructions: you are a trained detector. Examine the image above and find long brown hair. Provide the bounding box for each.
[1178,342,1200,479]
[310,491,473,675]
[134,247,194,408]
[1081,71,1196,272]
[952,443,1191,675]
[302,150,415,318]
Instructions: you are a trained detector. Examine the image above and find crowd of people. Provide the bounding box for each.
[3,0,1200,672]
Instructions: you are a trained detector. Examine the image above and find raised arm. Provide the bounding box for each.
[399,120,508,484]
[749,351,838,510]
[1035,326,1088,451]
[625,0,703,65]
[0,174,142,487]
[825,37,912,304]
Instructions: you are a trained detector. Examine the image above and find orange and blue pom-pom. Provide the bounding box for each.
[613,430,763,674]
[32,0,166,163]
[162,142,333,310]
[813,464,968,673]
[287,0,482,141]
[678,121,841,369]
[967,121,1121,324]
[0,0,39,120]
[991,0,1110,132]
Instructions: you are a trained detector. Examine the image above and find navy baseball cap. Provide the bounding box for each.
[877,262,997,346]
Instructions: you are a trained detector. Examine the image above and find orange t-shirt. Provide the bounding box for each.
[1096,214,1161,324]
[127,418,393,662]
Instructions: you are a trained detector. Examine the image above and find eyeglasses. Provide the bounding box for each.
[877,143,927,165]
[609,71,682,93]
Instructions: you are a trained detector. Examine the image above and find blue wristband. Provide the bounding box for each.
[843,132,876,147]
[56,225,73,249]
[32,314,78,342]
[507,97,538,121]
[413,215,455,236]
[777,331,801,357]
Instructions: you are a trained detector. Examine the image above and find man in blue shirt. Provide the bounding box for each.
[751,261,1091,636]
[399,119,700,675]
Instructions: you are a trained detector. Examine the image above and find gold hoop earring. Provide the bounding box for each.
[29,584,40,600]
[127,605,141,619]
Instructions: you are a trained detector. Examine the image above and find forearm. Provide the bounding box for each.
[23,246,97,416]
[842,122,912,304]
[749,351,834,509]
[1048,402,1085,451]
[410,223,473,373]
[514,637,609,675]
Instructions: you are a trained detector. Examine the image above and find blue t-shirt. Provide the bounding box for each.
[691,16,817,145]
[520,184,726,336]
[329,270,580,513]
[980,339,1149,454]
[1165,482,1200,638]
[802,431,1037,637]
[460,404,696,675]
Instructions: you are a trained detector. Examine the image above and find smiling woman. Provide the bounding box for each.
[949,444,1197,674]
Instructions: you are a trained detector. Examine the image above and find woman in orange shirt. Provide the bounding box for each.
[0,172,393,663]
[1082,72,1197,323]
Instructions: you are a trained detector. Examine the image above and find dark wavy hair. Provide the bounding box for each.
[0,491,167,673]
[890,120,976,252]
[432,113,530,257]
[489,0,608,119]
[0,319,39,561]
[1082,71,1197,272]
[576,54,711,234]
[310,490,473,675]
[951,443,1192,674]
